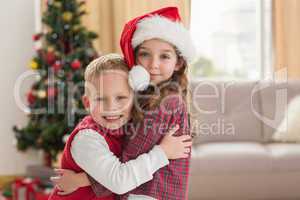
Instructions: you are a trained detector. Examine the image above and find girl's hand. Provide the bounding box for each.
[50,169,90,195]
[159,125,192,159]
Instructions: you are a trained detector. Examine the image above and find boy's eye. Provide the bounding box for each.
[116,96,128,101]
[95,97,105,101]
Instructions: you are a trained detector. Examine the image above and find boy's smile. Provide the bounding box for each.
[102,114,124,124]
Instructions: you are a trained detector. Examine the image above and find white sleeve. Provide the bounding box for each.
[70,129,169,195]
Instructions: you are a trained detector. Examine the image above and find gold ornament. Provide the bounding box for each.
[29,60,38,70]
[80,4,86,12]
[53,2,62,8]
[37,90,47,99]
[62,12,73,22]
[54,51,60,56]
[73,25,81,32]
[47,46,55,52]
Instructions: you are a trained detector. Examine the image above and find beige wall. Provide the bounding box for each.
[0,0,43,175]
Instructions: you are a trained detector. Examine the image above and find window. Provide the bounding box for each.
[189,0,272,80]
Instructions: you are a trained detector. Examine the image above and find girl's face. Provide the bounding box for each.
[83,70,133,130]
[135,39,182,84]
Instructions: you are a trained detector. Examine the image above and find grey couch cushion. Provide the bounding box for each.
[266,143,300,171]
[190,81,263,144]
[191,142,300,174]
[188,172,300,200]
[190,142,272,174]
[258,80,300,141]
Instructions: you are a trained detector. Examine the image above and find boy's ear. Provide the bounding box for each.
[82,95,90,109]
[175,58,184,71]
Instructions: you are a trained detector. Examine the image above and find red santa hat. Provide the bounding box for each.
[120,7,196,69]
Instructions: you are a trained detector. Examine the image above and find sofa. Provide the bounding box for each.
[188,80,300,200]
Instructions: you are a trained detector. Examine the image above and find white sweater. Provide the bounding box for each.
[70,129,168,199]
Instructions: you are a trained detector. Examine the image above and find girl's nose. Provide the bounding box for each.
[149,57,159,70]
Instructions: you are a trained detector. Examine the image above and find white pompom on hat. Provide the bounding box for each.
[128,65,150,91]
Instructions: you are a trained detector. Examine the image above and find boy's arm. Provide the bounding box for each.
[71,129,169,195]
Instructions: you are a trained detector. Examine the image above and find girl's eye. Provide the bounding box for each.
[161,54,171,59]
[138,51,150,57]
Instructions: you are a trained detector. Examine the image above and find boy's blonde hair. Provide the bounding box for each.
[84,54,129,96]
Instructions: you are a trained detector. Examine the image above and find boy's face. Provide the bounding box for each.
[83,70,133,130]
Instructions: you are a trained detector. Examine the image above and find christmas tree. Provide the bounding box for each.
[13,0,98,164]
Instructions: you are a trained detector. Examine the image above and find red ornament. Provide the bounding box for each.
[27,90,36,105]
[52,61,62,72]
[47,87,57,98]
[46,51,56,65]
[32,33,42,41]
[71,59,81,70]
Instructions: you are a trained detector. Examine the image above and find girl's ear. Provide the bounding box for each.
[82,95,90,110]
[175,58,184,71]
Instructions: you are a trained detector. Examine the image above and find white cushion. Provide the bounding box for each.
[272,95,300,142]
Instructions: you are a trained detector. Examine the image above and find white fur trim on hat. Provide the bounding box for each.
[132,15,196,63]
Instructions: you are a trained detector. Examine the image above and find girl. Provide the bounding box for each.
[49,54,192,200]
[118,7,196,200]
[53,6,196,200]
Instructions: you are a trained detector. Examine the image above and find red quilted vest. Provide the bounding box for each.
[49,115,123,200]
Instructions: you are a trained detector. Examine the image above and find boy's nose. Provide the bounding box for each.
[106,99,119,111]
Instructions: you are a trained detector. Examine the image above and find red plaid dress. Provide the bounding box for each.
[121,95,191,200]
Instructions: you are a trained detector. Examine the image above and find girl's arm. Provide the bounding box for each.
[51,169,112,197]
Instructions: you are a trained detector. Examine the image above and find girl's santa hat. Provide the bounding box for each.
[120,7,196,69]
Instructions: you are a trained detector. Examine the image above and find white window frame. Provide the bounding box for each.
[257,0,273,80]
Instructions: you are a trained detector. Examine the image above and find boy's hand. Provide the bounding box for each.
[50,169,90,195]
[159,125,192,159]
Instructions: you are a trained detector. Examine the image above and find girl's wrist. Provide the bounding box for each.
[158,144,169,159]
